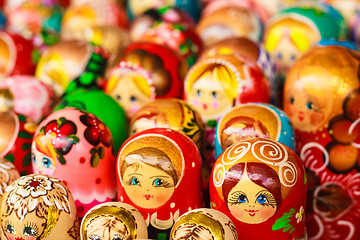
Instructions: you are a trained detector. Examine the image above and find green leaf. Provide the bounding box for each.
[90,153,99,168]
[40,126,46,134]
[4,154,14,163]
[21,143,32,151]
[207,120,217,128]
[18,114,26,122]
[272,208,296,233]
[57,117,66,126]
[18,131,33,139]
[57,153,66,165]
[157,233,167,240]
[98,147,105,159]
[22,152,32,167]
[69,135,80,144]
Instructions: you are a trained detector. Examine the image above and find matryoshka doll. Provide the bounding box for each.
[0,174,80,239]
[0,75,58,123]
[80,202,148,240]
[0,111,36,176]
[55,89,128,154]
[210,138,307,239]
[130,6,195,42]
[61,0,128,41]
[215,103,295,158]
[196,6,263,47]
[31,107,117,217]
[117,128,203,239]
[170,208,239,240]
[184,51,270,171]
[0,32,36,81]
[106,42,188,119]
[130,98,204,149]
[35,40,108,97]
[264,3,346,81]
[0,157,19,197]
[283,45,360,239]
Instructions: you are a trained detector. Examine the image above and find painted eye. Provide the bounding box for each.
[290,96,294,104]
[153,178,163,187]
[116,95,121,101]
[238,194,247,203]
[212,91,217,98]
[32,153,36,163]
[6,223,15,233]
[131,177,139,186]
[257,194,267,204]
[130,96,137,102]
[23,226,37,236]
[89,234,102,240]
[197,90,201,97]
[276,53,282,59]
[113,235,123,240]
[290,54,296,61]
[42,157,51,168]
[306,101,313,110]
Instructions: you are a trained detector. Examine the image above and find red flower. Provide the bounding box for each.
[80,114,111,147]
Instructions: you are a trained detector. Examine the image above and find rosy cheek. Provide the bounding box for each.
[193,98,199,107]
[26,237,36,240]
[310,111,324,127]
[212,100,219,109]
[6,234,15,240]
[130,104,140,114]
[259,206,276,221]
[229,204,244,221]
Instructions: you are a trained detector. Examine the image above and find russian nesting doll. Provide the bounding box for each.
[80,202,148,240]
[170,208,239,240]
[215,103,295,158]
[106,42,188,118]
[0,75,58,123]
[130,98,204,149]
[210,138,307,239]
[0,157,20,197]
[0,111,36,175]
[1,174,79,239]
[116,128,203,239]
[31,107,117,217]
[284,45,360,239]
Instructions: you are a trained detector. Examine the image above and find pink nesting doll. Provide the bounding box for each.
[284,45,360,239]
[1,174,80,239]
[0,111,36,175]
[116,128,203,239]
[210,138,307,239]
[0,32,36,81]
[31,107,117,217]
[106,42,188,118]
[0,76,58,123]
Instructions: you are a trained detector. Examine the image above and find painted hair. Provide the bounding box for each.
[121,147,178,185]
[222,162,282,206]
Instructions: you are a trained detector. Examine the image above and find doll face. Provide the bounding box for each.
[131,116,169,136]
[110,75,151,118]
[188,72,232,121]
[31,144,56,176]
[122,156,175,209]
[227,169,277,224]
[284,81,329,132]
[2,211,46,240]
[129,0,175,16]
[271,37,300,77]
[85,216,127,240]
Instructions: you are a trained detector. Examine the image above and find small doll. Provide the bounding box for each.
[210,138,307,239]
[117,128,203,239]
[0,174,79,239]
[170,208,239,240]
[80,202,148,240]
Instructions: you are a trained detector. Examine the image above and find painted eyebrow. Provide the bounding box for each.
[127,173,143,176]
[150,175,171,179]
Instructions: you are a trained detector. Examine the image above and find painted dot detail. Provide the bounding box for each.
[63,181,68,186]
[120,196,124,201]
[192,162,195,168]
[95,178,101,184]
[79,157,86,164]
[170,203,175,208]
[77,205,85,214]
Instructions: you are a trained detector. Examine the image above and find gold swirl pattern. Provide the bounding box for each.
[213,164,226,188]
[251,141,297,187]
[221,142,251,166]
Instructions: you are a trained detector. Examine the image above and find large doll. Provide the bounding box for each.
[116,128,203,240]
[0,174,79,239]
[31,108,117,218]
[210,138,307,239]
[284,45,360,239]
[106,42,188,119]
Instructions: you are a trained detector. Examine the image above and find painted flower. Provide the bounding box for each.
[296,206,304,223]
[4,174,71,221]
[80,113,111,147]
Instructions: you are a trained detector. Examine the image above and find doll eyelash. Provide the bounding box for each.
[228,191,247,205]
[161,180,174,188]
[256,191,276,207]
[23,222,39,236]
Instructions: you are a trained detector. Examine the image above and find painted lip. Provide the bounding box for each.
[15,237,25,240]
[298,111,304,121]
[245,209,259,217]
[202,103,207,110]
[144,194,153,200]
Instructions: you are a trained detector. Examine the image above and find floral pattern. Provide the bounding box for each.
[80,113,111,147]
[296,206,304,223]
[3,174,71,221]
